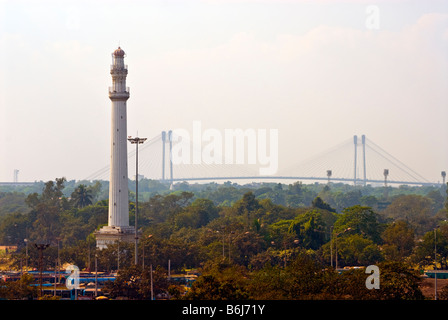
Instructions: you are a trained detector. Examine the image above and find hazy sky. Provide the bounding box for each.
[0,0,447,183]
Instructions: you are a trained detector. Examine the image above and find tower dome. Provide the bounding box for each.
[113,47,125,57]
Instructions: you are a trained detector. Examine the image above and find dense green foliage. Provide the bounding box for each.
[0,178,447,300]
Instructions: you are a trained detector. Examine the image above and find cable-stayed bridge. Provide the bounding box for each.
[84,132,440,187]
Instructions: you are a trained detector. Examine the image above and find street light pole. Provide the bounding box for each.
[56,237,61,284]
[435,228,438,300]
[128,136,147,265]
[330,226,333,267]
[95,253,98,298]
[34,243,49,297]
[24,239,28,271]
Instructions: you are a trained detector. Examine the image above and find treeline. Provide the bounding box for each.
[98,256,428,300]
[0,178,445,218]
[0,178,447,300]
[0,178,447,275]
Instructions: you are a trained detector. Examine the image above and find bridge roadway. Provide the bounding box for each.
[0,177,437,187]
[167,176,436,186]
[0,182,36,186]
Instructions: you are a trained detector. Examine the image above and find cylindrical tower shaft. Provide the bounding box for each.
[384,169,389,200]
[108,47,130,228]
[162,131,166,181]
[168,130,174,182]
[353,135,358,185]
[362,135,367,186]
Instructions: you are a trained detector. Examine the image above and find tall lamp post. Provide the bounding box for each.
[34,243,49,297]
[24,239,28,271]
[435,228,438,300]
[128,136,147,265]
[329,227,333,267]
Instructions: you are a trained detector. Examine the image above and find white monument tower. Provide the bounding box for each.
[96,47,135,249]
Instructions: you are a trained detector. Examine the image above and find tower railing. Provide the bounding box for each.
[108,87,130,94]
[110,64,128,71]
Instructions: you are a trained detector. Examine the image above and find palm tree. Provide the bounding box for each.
[71,184,93,208]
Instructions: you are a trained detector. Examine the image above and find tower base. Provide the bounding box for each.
[95,226,136,250]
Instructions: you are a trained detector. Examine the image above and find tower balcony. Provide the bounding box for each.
[110,65,128,78]
[110,64,128,71]
[108,87,130,100]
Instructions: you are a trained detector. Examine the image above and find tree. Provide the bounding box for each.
[228,230,266,266]
[248,252,327,299]
[23,178,69,244]
[40,177,67,208]
[139,236,201,272]
[174,198,219,229]
[288,210,326,250]
[334,205,382,243]
[25,178,68,210]
[312,196,336,213]
[283,252,327,299]
[324,267,371,299]
[70,184,93,208]
[442,182,448,220]
[268,219,296,253]
[102,265,168,299]
[184,263,249,300]
[96,241,134,272]
[141,192,194,225]
[0,212,31,245]
[233,192,261,229]
[330,190,362,212]
[360,195,379,209]
[426,189,445,214]
[413,226,448,269]
[76,203,108,231]
[285,182,305,207]
[369,261,424,300]
[324,261,424,300]
[0,191,29,217]
[334,234,383,266]
[246,263,287,299]
[87,180,103,203]
[0,273,37,300]
[381,194,435,236]
[31,203,61,244]
[381,220,415,261]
